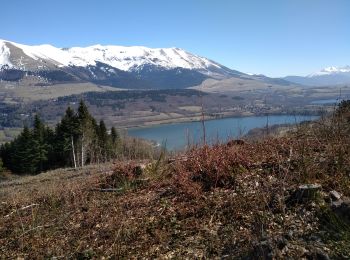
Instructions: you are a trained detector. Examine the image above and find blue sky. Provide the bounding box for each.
[1,0,349,77]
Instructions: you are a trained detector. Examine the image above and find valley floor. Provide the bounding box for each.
[1,82,346,140]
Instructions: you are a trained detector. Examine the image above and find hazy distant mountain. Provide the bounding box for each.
[284,66,350,86]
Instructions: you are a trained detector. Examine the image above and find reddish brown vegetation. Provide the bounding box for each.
[1,104,350,258]
[226,139,246,146]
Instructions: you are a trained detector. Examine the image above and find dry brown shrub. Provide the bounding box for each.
[98,161,145,189]
[172,144,252,195]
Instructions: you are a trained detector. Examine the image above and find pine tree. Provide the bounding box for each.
[12,126,39,174]
[0,143,12,171]
[90,117,99,164]
[32,115,48,172]
[0,157,3,174]
[98,120,109,162]
[110,126,120,158]
[0,100,153,174]
[77,100,94,167]
[44,126,56,169]
[55,106,79,168]
[111,127,118,144]
[77,100,91,123]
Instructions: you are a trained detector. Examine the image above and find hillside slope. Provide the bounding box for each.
[1,101,350,258]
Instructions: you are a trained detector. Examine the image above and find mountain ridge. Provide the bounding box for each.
[0,39,295,90]
[0,39,235,76]
[0,39,252,89]
[284,65,350,86]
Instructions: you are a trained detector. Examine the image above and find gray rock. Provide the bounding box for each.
[331,199,343,208]
[329,190,342,201]
[315,248,330,260]
[289,184,322,204]
[298,184,322,191]
[309,234,322,242]
[305,247,330,260]
[333,197,350,221]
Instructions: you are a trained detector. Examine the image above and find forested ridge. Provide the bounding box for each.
[0,89,204,128]
[0,100,154,174]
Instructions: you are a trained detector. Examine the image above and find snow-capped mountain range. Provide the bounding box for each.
[0,39,226,73]
[284,66,350,86]
[1,39,249,89]
[307,66,350,77]
[3,39,346,88]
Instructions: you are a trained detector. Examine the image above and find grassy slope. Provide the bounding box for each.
[0,128,22,144]
[0,83,121,102]
[1,111,350,258]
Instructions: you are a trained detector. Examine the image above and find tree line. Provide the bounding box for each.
[0,100,154,175]
[0,89,204,128]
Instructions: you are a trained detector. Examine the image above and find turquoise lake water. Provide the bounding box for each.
[310,99,342,105]
[128,115,319,150]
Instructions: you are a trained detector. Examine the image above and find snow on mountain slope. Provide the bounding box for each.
[308,66,350,77]
[0,40,103,68]
[0,40,12,67]
[1,39,247,88]
[0,39,224,74]
[66,45,222,72]
[284,65,350,86]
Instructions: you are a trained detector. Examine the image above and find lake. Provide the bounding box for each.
[128,115,319,150]
[310,99,342,105]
